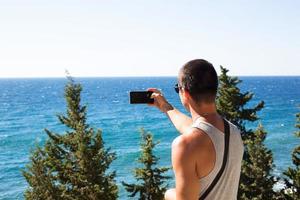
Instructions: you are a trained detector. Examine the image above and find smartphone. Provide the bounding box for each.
[129,91,154,104]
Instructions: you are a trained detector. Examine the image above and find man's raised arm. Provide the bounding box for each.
[166,108,192,134]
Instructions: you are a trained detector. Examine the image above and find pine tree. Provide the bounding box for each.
[217,66,264,141]
[122,129,170,200]
[22,78,118,200]
[239,124,277,199]
[216,66,277,199]
[281,112,300,199]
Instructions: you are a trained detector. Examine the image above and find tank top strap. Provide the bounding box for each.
[191,118,225,146]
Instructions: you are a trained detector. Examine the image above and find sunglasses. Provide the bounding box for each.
[174,83,182,93]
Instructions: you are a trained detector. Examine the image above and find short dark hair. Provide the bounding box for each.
[179,59,218,103]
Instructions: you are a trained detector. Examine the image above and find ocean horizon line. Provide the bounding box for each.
[0,75,300,79]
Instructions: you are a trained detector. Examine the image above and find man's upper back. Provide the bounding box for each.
[191,118,244,199]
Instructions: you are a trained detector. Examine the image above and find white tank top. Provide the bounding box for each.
[192,118,244,200]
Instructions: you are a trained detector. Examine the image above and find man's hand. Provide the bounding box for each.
[147,88,192,135]
[147,88,174,113]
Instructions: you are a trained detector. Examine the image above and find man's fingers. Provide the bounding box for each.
[147,92,160,107]
[147,88,171,113]
[147,88,163,99]
[147,88,166,111]
[150,92,158,99]
[147,88,161,94]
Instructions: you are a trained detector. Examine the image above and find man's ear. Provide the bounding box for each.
[183,89,192,101]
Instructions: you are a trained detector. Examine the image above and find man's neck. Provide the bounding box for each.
[189,102,218,122]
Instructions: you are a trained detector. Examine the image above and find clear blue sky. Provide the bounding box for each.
[0,0,299,77]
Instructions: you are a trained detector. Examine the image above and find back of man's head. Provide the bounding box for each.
[179,59,218,104]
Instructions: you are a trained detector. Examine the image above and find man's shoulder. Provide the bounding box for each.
[172,128,209,150]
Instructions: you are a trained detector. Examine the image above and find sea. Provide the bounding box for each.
[0,76,299,199]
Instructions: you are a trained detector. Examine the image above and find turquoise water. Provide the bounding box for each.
[0,76,299,199]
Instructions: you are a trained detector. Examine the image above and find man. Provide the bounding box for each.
[149,59,244,200]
